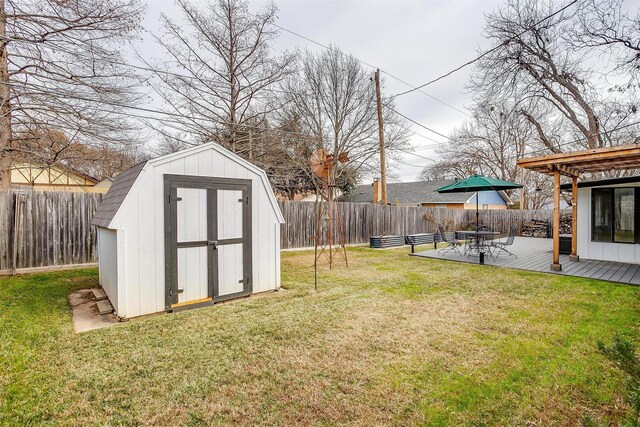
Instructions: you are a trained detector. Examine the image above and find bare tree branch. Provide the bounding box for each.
[0,0,145,187]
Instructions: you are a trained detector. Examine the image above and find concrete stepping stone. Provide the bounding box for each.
[96,299,114,315]
[92,288,107,301]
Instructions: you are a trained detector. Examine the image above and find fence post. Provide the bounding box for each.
[11,192,22,275]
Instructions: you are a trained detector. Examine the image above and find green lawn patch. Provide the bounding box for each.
[0,248,638,425]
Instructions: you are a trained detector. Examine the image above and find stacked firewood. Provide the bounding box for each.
[520,214,572,238]
[559,213,572,235]
[521,219,549,237]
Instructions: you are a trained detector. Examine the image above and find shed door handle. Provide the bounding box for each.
[207,240,218,249]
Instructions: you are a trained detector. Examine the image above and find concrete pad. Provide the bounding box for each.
[69,289,119,333]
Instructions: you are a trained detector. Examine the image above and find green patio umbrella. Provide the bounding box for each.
[435,175,523,237]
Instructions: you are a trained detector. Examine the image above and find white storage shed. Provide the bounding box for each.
[91,143,285,318]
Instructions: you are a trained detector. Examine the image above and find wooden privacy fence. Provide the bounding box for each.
[0,191,557,272]
[0,190,103,273]
[278,201,556,249]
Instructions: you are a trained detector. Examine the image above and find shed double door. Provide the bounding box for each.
[164,175,252,310]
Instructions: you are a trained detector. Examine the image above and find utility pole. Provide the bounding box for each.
[374,69,387,205]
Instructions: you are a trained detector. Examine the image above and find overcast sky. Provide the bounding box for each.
[136,0,505,182]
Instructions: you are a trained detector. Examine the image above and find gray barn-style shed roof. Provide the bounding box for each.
[92,161,146,228]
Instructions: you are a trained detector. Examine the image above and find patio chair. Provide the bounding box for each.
[457,231,475,256]
[491,226,517,258]
[438,225,462,256]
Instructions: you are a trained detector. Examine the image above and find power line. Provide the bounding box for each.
[3,23,465,146]
[411,143,441,151]
[398,114,640,164]
[520,120,640,157]
[426,119,640,164]
[2,80,325,141]
[396,161,429,168]
[392,0,579,98]
[6,81,433,154]
[261,16,470,117]
[386,106,451,140]
[398,149,435,161]
[15,71,639,171]
[383,74,469,116]
[412,131,446,145]
[1,34,381,102]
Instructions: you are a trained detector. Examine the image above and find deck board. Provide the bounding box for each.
[594,262,623,281]
[411,237,639,286]
[627,271,640,285]
[610,263,633,283]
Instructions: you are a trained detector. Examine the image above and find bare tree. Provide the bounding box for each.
[419,104,531,180]
[151,132,194,157]
[150,0,296,154]
[571,0,640,73]
[254,116,318,199]
[13,128,146,179]
[422,0,640,210]
[418,160,475,181]
[419,102,554,209]
[472,0,608,152]
[279,47,411,191]
[0,0,145,188]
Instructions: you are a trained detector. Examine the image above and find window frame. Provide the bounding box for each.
[591,187,640,244]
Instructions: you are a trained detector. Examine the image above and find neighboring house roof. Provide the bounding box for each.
[339,180,512,205]
[64,167,99,184]
[11,162,99,186]
[94,177,114,189]
[91,162,147,228]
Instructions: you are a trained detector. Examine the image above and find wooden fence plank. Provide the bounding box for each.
[0,190,103,270]
[278,201,555,249]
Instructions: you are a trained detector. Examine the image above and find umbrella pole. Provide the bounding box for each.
[477,191,484,265]
[476,191,479,234]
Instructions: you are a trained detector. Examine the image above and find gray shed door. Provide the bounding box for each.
[164,175,252,310]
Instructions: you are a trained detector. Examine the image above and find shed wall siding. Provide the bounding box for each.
[577,186,640,263]
[97,228,119,313]
[113,148,281,318]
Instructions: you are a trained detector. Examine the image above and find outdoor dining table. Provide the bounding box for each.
[456,230,500,263]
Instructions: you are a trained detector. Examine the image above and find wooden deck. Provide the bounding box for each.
[411,237,640,286]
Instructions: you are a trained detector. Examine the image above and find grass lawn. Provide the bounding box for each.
[1,247,639,426]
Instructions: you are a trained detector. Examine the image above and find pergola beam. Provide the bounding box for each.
[546,164,580,177]
[517,143,640,172]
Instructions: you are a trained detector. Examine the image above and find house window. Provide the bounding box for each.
[592,189,612,242]
[591,187,638,243]
[615,188,635,242]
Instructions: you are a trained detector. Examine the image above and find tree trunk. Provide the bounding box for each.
[227,0,237,153]
[0,0,11,189]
